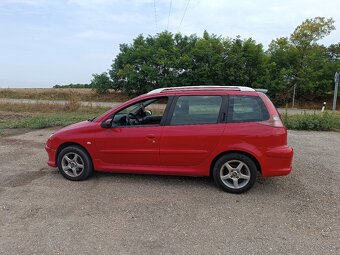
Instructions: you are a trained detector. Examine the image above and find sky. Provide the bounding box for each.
[0,0,339,88]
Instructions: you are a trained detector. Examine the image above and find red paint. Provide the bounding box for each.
[45,88,293,178]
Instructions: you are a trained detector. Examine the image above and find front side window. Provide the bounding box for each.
[112,97,168,127]
[227,96,269,123]
[170,96,222,125]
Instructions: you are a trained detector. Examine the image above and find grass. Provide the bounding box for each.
[0,101,110,132]
[282,111,340,131]
[0,113,97,129]
[0,88,130,102]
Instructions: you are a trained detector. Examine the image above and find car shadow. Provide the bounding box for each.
[91,171,216,189]
[90,171,285,194]
[51,168,287,195]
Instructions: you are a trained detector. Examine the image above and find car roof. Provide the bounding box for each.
[147,86,267,95]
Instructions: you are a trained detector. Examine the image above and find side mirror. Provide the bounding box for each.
[101,118,113,128]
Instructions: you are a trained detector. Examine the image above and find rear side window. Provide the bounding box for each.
[227,96,269,123]
[170,96,222,125]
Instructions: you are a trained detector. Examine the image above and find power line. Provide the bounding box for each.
[153,0,158,33]
[167,0,172,31]
[178,0,190,32]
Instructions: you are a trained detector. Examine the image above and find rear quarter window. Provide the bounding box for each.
[227,95,269,123]
[170,95,222,125]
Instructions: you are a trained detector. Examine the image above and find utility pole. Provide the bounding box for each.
[292,83,296,108]
[333,72,339,112]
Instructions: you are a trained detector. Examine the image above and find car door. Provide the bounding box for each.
[94,97,170,170]
[160,95,226,170]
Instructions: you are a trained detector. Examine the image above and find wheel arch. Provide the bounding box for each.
[56,142,93,166]
[210,150,262,176]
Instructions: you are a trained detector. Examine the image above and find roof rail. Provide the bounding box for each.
[147,86,255,94]
[255,88,268,93]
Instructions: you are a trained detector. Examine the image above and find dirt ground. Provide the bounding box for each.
[0,128,339,254]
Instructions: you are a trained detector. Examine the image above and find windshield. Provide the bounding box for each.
[88,102,125,122]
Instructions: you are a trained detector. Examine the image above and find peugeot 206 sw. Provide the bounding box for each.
[45,86,293,193]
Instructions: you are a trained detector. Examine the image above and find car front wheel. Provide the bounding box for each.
[57,146,93,181]
[213,153,257,193]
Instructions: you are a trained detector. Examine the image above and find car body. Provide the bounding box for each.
[45,86,293,193]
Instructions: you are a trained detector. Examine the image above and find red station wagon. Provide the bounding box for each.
[45,86,293,193]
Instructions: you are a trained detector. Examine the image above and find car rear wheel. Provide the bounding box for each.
[57,146,93,181]
[213,153,257,193]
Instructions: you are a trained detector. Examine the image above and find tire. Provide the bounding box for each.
[57,146,93,181]
[212,153,257,194]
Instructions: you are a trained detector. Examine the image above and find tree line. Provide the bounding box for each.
[90,17,339,105]
[53,83,91,89]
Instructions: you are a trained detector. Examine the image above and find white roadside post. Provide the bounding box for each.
[333,72,339,112]
[321,102,326,112]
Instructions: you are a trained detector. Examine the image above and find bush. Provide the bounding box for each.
[283,112,340,131]
[91,72,113,94]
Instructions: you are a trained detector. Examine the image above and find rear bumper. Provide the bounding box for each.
[45,145,57,167]
[261,146,293,176]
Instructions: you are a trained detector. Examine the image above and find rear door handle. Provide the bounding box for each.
[146,134,156,139]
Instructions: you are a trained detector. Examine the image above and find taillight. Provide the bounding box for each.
[259,114,284,128]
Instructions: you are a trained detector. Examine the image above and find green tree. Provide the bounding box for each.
[327,43,340,60]
[91,72,112,94]
[110,31,268,95]
[266,17,337,103]
[110,32,180,95]
[108,17,338,103]
[291,17,335,48]
[222,37,267,87]
[189,31,224,85]
[290,17,335,100]
[264,37,299,102]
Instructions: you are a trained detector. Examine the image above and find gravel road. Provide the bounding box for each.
[0,129,339,254]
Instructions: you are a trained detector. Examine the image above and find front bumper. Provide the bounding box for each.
[45,145,57,167]
[261,146,294,176]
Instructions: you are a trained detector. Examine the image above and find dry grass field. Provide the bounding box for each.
[0,88,130,102]
[0,88,125,136]
[0,101,110,136]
